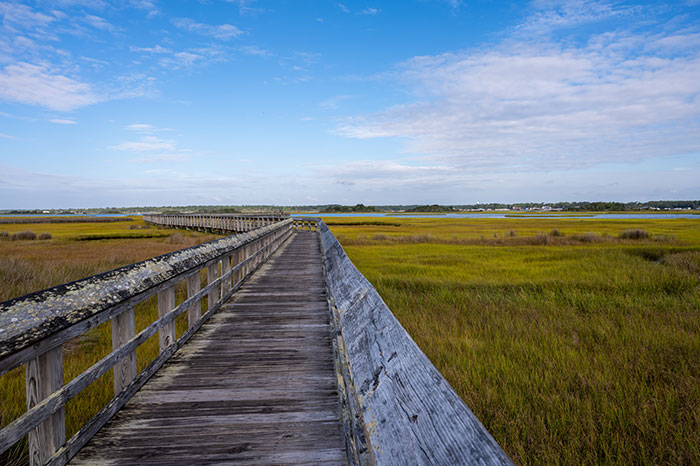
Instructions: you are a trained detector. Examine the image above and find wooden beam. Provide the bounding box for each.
[186,273,201,328]
[157,287,175,352]
[207,262,220,311]
[26,346,65,466]
[111,308,136,395]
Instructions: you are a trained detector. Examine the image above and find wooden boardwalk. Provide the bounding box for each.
[71,231,347,465]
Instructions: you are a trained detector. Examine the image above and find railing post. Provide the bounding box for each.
[207,261,220,310]
[26,346,65,466]
[157,287,176,352]
[221,255,232,297]
[111,307,136,395]
[233,249,241,286]
[187,272,201,328]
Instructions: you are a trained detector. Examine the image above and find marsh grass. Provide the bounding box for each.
[10,231,36,241]
[0,217,220,465]
[329,216,700,465]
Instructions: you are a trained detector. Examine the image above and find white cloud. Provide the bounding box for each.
[50,118,77,124]
[319,94,355,110]
[126,123,155,132]
[0,3,56,30]
[0,132,15,139]
[130,44,171,54]
[239,45,273,57]
[172,18,242,40]
[361,8,380,15]
[109,136,177,152]
[338,14,700,172]
[128,0,159,17]
[52,0,108,9]
[0,62,100,111]
[83,14,116,32]
[131,153,192,163]
[337,3,350,13]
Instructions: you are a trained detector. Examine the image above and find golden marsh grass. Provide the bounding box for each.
[327,216,700,465]
[0,217,221,465]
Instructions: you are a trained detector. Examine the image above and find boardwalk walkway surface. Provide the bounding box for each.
[71,231,347,465]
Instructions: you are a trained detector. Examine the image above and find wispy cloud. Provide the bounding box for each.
[109,135,177,152]
[239,45,273,57]
[110,127,191,163]
[0,3,56,30]
[0,132,15,139]
[130,44,171,54]
[338,4,700,173]
[337,3,350,13]
[128,0,159,17]
[319,94,355,110]
[0,62,100,111]
[172,18,242,40]
[83,14,117,32]
[50,118,77,125]
[130,44,225,70]
[223,0,261,16]
[361,7,381,15]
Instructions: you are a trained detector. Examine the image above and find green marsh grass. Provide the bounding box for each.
[0,217,221,465]
[327,216,700,465]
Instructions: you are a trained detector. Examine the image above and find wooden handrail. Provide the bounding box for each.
[317,220,513,465]
[143,213,288,232]
[0,218,294,466]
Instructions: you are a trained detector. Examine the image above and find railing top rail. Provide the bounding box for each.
[0,219,293,360]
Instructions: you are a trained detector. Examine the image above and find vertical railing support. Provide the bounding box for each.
[207,261,220,310]
[26,346,65,466]
[158,287,176,352]
[111,307,137,395]
[187,272,201,328]
[221,255,232,297]
[233,249,241,286]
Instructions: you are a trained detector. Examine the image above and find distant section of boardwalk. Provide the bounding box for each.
[71,231,347,465]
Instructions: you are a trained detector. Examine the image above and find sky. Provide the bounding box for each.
[0,0,699,208]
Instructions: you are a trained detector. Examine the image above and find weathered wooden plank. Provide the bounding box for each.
[0,219,293,373]
[26,346,65,466]
[186,272,201,328]
[111,307,136,395]
[71,232,346,465]
[207,262,219,312]
[318,221,513,465]
[157,287,175,352]
[1,226,295,462]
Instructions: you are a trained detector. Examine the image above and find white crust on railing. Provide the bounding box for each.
[0,219,293,365]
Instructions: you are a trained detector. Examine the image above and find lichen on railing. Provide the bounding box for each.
[0,216,293,466]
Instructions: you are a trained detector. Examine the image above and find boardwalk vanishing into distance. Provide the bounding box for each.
[71,231,347,464]
[0,214,512,466]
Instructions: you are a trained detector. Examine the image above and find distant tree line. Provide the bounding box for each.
[321,204,380,213]
[2,200,698,215]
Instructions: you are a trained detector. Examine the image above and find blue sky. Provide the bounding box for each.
[1,0,699,208]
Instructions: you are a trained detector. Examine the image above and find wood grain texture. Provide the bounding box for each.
[157,287,175,353]
[186,273,201,328]
[70,231,346,465]
[26,346,65,466]
[318,221,513,466]
[111,308,136,395]
[0,219,293,369]
[207,262,219,312]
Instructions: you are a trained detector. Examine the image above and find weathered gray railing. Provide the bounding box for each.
[0,219,294,466]
[297,217,513,465]
[143,213,287,232]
